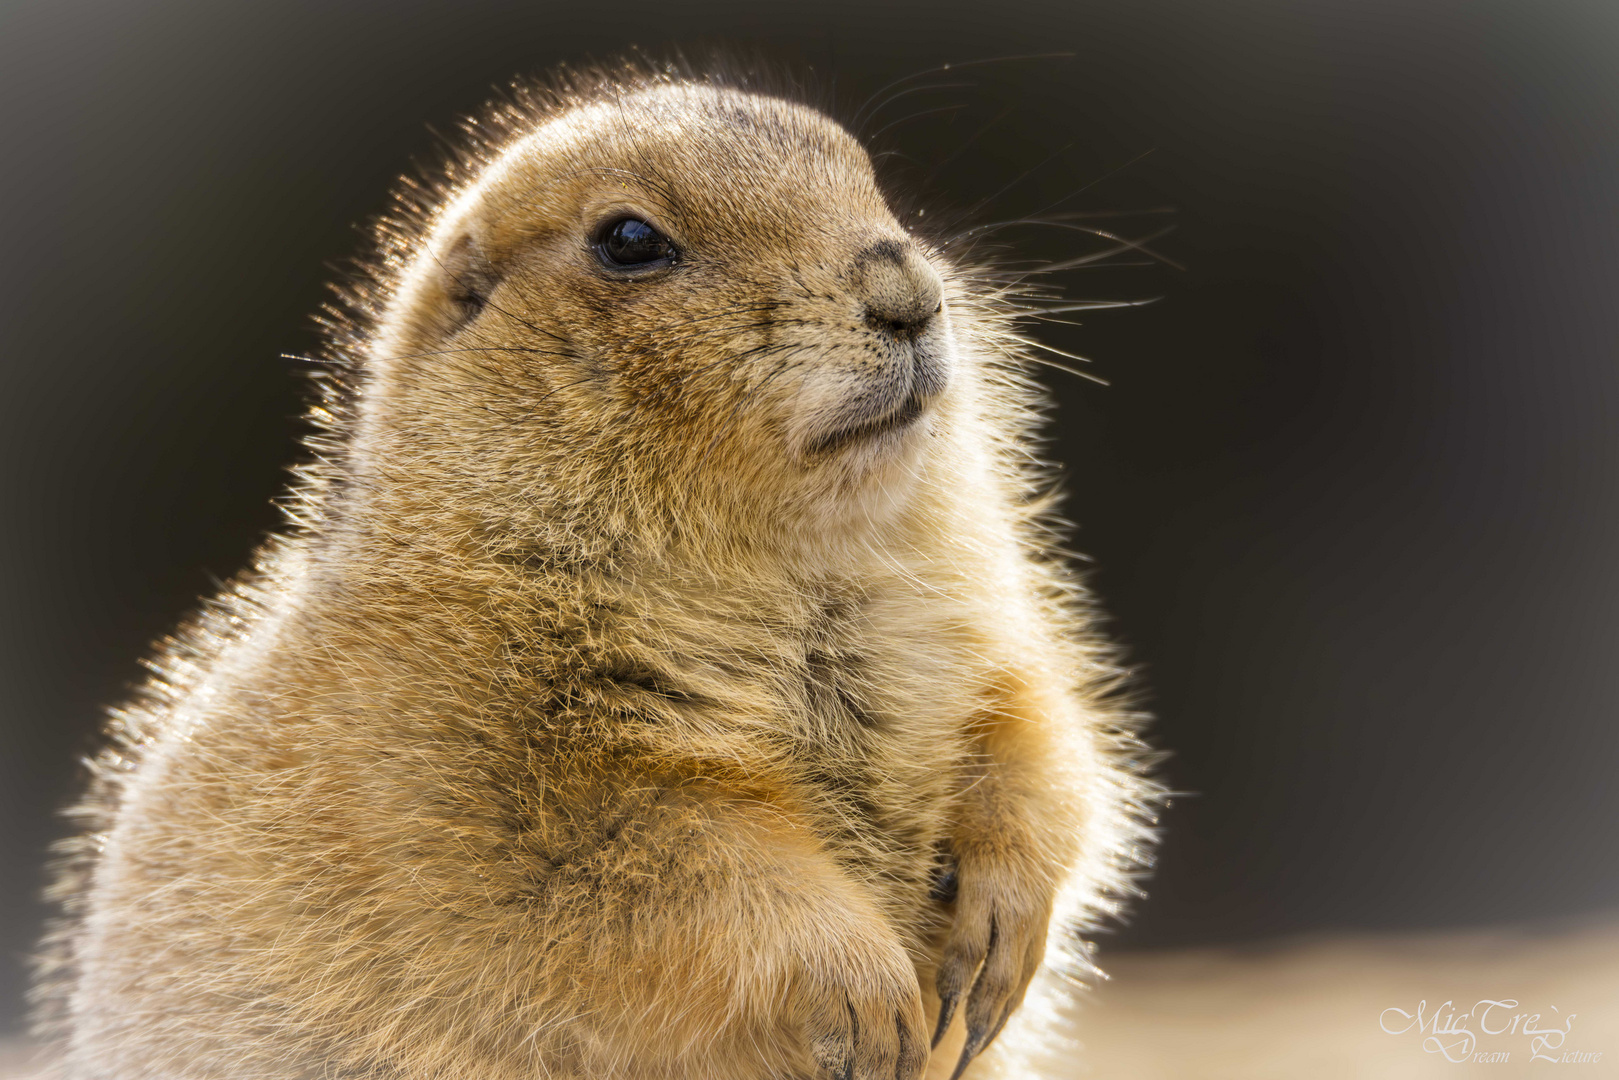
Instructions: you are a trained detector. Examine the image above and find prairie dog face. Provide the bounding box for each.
[366,84,959,533]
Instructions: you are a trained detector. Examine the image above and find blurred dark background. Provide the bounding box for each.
[4,0,1618,1034]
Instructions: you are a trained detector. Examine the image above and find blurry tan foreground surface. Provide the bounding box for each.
[1063,918,1619,1078]
[4,919,1616,1079]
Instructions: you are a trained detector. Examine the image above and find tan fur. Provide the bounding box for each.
[32,63,1159,1080]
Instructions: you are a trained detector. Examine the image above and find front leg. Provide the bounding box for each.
[932,675,1083,1079]
[535,772,933,1080]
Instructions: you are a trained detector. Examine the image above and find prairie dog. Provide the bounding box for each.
[34,65,1157,1080]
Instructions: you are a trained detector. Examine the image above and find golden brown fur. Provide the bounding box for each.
[33,62,1158,1080]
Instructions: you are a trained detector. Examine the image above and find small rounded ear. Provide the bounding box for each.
[436,231,500,333]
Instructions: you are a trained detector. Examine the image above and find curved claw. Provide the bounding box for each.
[948,999,1018,1080]
[931,986,959,1049]
[932,843,1056,1077]
[932,913,990,1049]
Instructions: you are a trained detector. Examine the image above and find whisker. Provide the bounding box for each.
[425,246,571,346]
[291,345,581,368]
[849,52,1074,133]
[1003,332,1103,367]
[1026,225,1182,274]
[676,340,805,391]
[1005,341,1110,386]
[1017,314,1089,329]
[651,302,786,334]
[857,81,975,135]
[1019,147,1160,222]
[958,225,1179,281]
[562,165,682,209]
[696,352,810,469]
[655,317,808,352]
[973,260,1159,279]
[921,107,1014,187]
[868,104,971,143]
[1006,298,1162,317]
[1043,207,1177,220]
[520,370,608,414]
[1029,355,1108,386]
[956,143,1076,225]
[870,149,928,169]
[949,216,1173,248]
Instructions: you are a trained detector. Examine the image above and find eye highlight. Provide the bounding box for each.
[593,217,677,271]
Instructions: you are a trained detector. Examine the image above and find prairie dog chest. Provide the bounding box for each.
[762,587,980,863]
[785,589,977,745]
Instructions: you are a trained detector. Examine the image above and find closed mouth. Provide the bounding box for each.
[807,393,927,457]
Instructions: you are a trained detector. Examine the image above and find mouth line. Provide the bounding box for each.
[806,393,927,457]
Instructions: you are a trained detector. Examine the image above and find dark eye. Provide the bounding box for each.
[594,217,677,270]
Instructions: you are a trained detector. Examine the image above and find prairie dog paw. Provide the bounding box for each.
[797,934,929,1080]
[931,854,1055,1079]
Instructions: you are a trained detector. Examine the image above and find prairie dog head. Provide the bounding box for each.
[358,82,967,548]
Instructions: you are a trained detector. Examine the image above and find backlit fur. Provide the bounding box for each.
[34,61,1159,1080]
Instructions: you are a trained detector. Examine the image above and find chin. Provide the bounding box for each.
[787,411,937,542]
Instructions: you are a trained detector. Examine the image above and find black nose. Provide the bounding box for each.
[855,240,943,341]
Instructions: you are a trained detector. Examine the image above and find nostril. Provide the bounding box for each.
[864,302,940,341]
[853,239,944,342]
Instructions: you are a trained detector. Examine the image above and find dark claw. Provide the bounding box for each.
[929,866,959,905]
[948,916,1002,1076]
[950,1004,1003,1080]
[825,1040,854,1080]
[840,998,858,1080]
[931,988,959,1049]
[828,1043,853,1080]
[945,1016,997,1080]
[958,1016,997,1075]
[984,1004,1015,1053]
[815,1039,854,1080]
